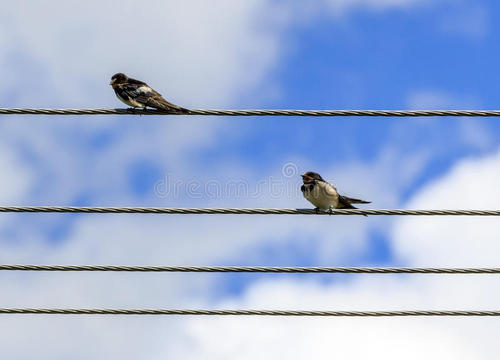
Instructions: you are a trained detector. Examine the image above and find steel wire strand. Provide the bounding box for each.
[0,206,499,216]
[1,308,500,316]
[3,108,500,117]
[2,264,500,274]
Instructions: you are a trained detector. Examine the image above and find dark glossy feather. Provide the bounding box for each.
[340,196,371,204]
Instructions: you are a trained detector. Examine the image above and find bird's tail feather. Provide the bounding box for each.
[338,195,370,216]
[158,103,191,114]
[342,196,370,204]
[339,195,370,216]
[161,105,190,114]
[177,107,191,114]
[148,98,191,114]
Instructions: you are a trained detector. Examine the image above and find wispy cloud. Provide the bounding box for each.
[440,3,490,40]
[0,0,493,358]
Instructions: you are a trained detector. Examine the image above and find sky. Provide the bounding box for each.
[1,0,500,358]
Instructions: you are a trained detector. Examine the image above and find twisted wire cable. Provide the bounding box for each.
[2,264,500,274]
[0,206,499,216]
[1,308,500,316]
[2,108,500,117]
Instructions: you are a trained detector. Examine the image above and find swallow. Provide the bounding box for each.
[301,171,370,213]
[110,73,190,114]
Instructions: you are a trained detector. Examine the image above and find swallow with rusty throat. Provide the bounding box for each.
[110,73,190,114]
[301,171,370,214]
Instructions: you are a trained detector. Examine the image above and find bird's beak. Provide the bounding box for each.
[301,174,307,180]
[109,81,113,85]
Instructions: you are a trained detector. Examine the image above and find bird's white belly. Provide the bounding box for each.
[303,183,339,209]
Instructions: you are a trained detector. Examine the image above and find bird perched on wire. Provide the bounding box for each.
[301,171,370,213]
[110,73,190,114]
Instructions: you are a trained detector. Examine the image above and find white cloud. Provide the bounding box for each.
[178,148,500,359]
[0,143,33,203]
[0,147,430,359]
[458,117,493,151]
[181,276,499,359]
[406,89,493,151]
[407,89,479,110]
[0,0,478,358]
[0,0,298,210]
[394,148,500,266]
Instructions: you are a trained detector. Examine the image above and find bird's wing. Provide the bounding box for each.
[119,83,190,113]
[144,89,190,113]
[118,84,153,103]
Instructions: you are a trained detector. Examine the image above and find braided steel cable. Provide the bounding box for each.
[2,264,500,274]
[2,108,500,117]
[0,206,499,216]
[1,308,500,316]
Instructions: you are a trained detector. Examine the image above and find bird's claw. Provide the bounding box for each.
[314,207,320,214]
[328,207,333,215]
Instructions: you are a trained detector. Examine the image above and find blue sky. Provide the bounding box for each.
[1,0,500,358]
